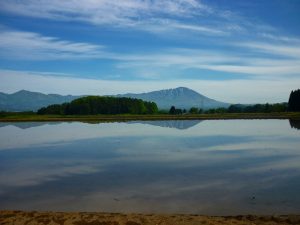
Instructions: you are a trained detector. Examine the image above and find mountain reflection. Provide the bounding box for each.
[0,122,61,129]
[0,120,202,130]
[128,120,202,130]
[289,119,300,130]
[2,119,298,131]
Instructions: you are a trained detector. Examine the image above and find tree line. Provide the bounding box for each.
[37,96,158,115]
[168,103,288,115]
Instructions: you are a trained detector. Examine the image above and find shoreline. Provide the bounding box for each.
[1,112,300,122]
[1,211,300,225]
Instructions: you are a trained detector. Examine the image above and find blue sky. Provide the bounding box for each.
[0,0,300,103]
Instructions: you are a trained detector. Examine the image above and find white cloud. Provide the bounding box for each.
[167,22,228,35]
[0,0,235,37]
[198,64,300,76]
[237,42,300,58]
[259,33,300,43]
[0,30,104,60]
[132,18,229,36]
[0,69,298,104]
[1,0,299,44]
[1,28,300,79]
[116,47,300,77]
[0,0,207,25]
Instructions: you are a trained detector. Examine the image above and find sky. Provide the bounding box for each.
[0,0,300,104]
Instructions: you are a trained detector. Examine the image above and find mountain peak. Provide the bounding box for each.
[164,87,194,92]
[174,86,192,90]
[12,90,39,96]
[119,87,229,109]
[14,90,31,94]
[167,87,200,95]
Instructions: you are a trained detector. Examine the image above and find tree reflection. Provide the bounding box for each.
[289,119,300,130]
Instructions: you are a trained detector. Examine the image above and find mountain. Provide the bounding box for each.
[117,87,229,110]
[0,90,79,112]
[0,87,229,112]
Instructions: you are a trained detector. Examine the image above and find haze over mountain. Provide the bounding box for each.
[0,87,229,112]
[118,87,229,110]
[0,90,79,112]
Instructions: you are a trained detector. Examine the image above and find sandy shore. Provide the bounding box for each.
[1,211,300,225]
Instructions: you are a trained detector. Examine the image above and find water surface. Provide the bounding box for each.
[0,120,299,215]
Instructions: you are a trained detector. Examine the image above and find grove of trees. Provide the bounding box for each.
[227,103,287,113]
[37,96,158,115]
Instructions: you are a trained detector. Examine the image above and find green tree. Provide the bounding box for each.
[189,107,198,114]
[169,106,176,114]
[228,105,243,113]
[175,108,183,114]
[288,89,300,111]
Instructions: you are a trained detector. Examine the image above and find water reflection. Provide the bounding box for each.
[289,119,300,130]
[0,120,299,215]
[0,120,202,130]
[0,122,62,129]
[128,120,202,129]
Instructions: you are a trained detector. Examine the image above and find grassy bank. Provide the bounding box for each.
[1,112,300,122]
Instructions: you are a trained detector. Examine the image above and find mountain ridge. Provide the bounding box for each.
[0,87,229,112]
[0,90,79,112]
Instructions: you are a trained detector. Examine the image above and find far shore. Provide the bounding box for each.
[0,112,300,122]
[1,211,300,225]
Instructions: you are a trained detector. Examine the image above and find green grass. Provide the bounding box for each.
[1,112,300,122]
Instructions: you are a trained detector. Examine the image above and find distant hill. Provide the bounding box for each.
[117,87,230,110]
[0,90,79,112]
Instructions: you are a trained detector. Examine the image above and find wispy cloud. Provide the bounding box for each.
[0,0,232,36]
[198,64,300,76]
[1,28,300,78]
[236,42,300,58]
[0,0,209,22]
[167,22,228,35]
[116,45,300,77]
[0,30,104,60]
[1,0,297,42]
[258,33,300,43]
